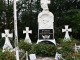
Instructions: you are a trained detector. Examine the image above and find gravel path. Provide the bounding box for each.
[37,57,55,60]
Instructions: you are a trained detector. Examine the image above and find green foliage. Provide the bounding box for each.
[57,38,80,60]
[18,40,32,52]
[18,40,57,56]
[0,49,16,60]
[0,0,80,43]
[54,9,80,41]
[33,42,57,56]
[62,9,80,39]
[63,9,80,31]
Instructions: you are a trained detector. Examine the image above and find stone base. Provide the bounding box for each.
[37,39,56,45]
[2,39,13,52]
[24,38,32,44]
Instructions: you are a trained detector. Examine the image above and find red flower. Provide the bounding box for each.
[6,56,9,58]
[73,53,76,56]
[78,54,80,56]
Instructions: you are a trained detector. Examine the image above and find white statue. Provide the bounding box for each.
[40,0,50,10]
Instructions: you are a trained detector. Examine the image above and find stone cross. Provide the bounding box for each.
[62,25,72,40]
[23,27,32,44]
[2,29,13,52]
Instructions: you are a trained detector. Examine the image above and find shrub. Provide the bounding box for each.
[57,37,79,60]
[33,42,57,56]
[0,49,16,60]
[18,40,57,56]
[18,40,32,52]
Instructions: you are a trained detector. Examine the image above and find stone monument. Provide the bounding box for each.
[23,27,32,44]
[62,25,72,41]
[37,0,56,45]
[2,29,13,52]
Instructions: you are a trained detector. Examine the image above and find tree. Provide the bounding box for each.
[17,0,40,42]
[17,0,80,41]
[62,9,80,39]
[0,0,80,42]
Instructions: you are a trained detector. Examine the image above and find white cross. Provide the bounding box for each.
[62,25,72,40]
[23,27,32,43]
[2,29,13,52]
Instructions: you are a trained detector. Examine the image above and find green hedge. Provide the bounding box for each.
[33,42,57,56]
[18,40,32,52]
[18,40,57,57]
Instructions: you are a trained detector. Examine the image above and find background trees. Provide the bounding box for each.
[0,0,80,43]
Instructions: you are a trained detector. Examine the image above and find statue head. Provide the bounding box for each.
[40,0,50,10]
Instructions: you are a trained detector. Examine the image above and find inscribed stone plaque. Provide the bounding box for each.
[39,29,53,40]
